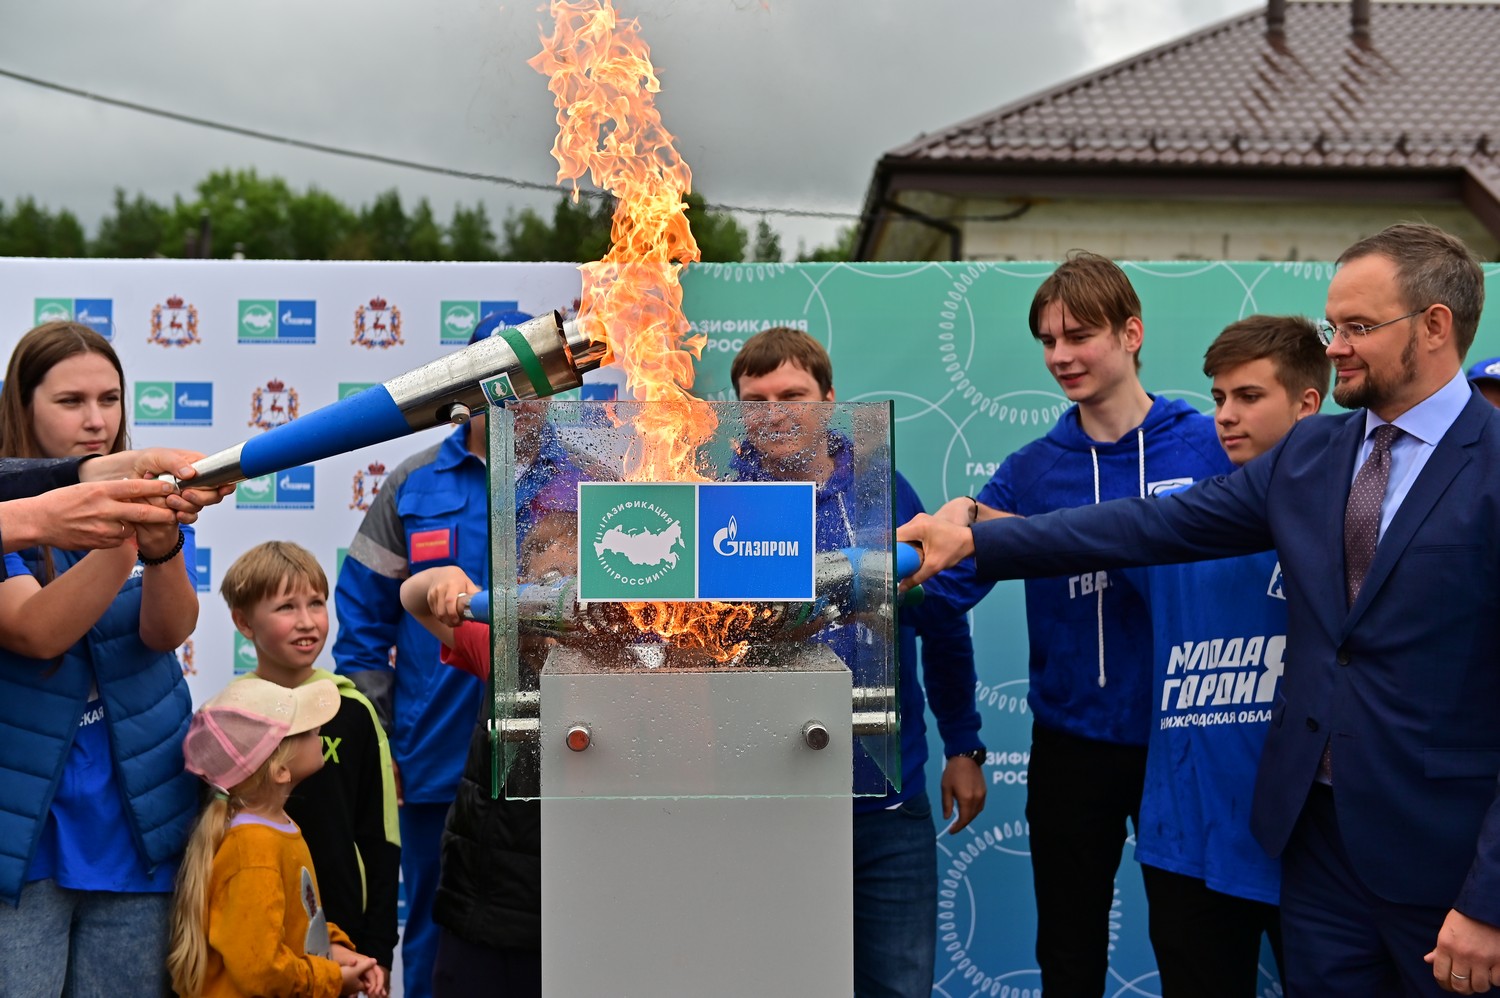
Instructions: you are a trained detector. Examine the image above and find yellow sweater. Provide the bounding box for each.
[201,817,355,998]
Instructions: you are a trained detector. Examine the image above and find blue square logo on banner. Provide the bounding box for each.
[73,299,114,339]
[698,482,815,601]
[276,466,317,508]
[174,382,214,425]
[195,547,211,594]
[278,300,317,342]
[580,382,618,401]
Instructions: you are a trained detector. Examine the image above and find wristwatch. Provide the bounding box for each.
[949,748,986,766]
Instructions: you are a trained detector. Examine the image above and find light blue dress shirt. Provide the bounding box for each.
[1354,369,1473,542]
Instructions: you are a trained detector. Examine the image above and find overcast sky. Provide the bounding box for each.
[0,0,1267,256]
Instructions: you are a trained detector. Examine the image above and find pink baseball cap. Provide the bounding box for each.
[183,677,340,791]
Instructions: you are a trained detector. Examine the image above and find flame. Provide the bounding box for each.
[623,600,762,663]
[530,0,717,481]
[533,1,760,662]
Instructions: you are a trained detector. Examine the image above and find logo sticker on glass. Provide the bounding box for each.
[698,482,815,600]
[579,483,697,601]
[576,482,815,601]
[481,373,517,407]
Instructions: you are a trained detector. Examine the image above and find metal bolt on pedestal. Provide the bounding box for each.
[802,720,831,750]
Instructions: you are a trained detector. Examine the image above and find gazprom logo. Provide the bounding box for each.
[239,299,316,343]
[712,516,801,558]
[133,381,213,426]
[195,547,211,594]
[440,299,520,345]
[34,298,113,339]
[236,466,316,510]
[699,482,815,601]
[580,382,619,402]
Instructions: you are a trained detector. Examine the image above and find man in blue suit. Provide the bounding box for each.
[902,224,1500,995]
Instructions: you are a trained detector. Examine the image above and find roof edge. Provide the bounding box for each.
[883,2,1268,160]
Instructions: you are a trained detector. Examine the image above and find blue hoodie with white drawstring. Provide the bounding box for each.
[925,395,1232,746]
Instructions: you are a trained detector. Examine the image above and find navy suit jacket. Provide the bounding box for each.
[0,457,82,502]
[968,389,1500,924]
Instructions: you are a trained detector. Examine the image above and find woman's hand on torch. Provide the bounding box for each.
[896,512,975,593]
[78,447,235,523]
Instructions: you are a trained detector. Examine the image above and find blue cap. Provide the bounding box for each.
[469,309,535,346]
[1466,356,1500,385]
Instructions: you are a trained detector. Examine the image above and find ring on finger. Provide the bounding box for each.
[1451,971,1470,981]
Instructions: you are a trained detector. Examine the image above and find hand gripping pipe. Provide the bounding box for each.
[172,311,608,490]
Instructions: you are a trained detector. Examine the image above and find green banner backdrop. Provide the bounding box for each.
[680,259,1500,998]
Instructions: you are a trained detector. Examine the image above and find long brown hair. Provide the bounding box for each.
[167,737,302,998]
[0,321,130,458]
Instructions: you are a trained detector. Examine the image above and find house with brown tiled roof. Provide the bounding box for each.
[854,0,1500,262]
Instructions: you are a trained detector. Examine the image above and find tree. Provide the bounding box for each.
[683,191,746,263]
[168,169,297,258]
[49,210,87,258]
[0,197,85,257]
[501,191,749,264]
[0,171,763,263]
[797,225,856,263]
[407,198,446,261]
[288,187,357,260]
[752,217,782,263]
[361,190,410,261]
[92,189,171,258]
[502,195,614,262]
[449,203,499,261]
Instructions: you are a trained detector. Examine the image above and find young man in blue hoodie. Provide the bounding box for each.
[731,327,986,998]
[926,254,1232,997]
[1129,316,1327,996]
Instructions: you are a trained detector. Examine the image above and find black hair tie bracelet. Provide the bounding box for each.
[140,528,186,567]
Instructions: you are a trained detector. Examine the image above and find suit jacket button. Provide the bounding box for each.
[1306,718,1320,731]
[1336,649,1351,666]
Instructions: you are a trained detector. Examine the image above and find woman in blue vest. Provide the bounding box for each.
[0,322,200,996]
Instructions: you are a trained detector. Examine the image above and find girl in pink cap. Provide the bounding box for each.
[167,675,386,998]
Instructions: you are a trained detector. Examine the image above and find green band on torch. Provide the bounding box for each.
[497,324,552,399]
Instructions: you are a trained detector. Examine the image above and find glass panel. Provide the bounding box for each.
[485,407,522,797]
[488,399,900,800]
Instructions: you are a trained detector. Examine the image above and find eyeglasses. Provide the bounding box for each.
[1316,305,1433,345]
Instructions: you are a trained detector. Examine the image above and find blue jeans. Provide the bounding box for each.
[401,801,449,998]
[853,791,937,998]
[0,880,171,997]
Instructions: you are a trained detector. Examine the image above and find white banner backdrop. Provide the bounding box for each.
[0,259,598,704]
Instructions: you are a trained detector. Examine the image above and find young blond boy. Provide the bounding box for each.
[221,541,401,984]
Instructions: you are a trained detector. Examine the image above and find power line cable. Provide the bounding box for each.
[0,64,865,222]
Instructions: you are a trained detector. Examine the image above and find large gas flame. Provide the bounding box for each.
[530,0,717,483]
[532,0,754,661]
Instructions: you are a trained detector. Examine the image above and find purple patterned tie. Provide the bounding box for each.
[1321,423,1402,783]
[1344,423,1401,607]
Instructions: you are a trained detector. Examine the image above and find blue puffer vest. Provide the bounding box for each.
[0,542,196,905]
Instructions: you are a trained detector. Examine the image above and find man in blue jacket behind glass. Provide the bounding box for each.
[731,326,985,998]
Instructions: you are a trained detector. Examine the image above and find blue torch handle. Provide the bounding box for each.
[463,591,491,623]
[895,542,921,582]
[238,385,413,479]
